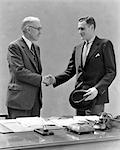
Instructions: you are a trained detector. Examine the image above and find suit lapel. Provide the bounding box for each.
[76,43,84,69]
[19,38,39,72]
[34,44,42,73]
[85,36,100,65]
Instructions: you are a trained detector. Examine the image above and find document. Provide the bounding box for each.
[0,119,30,132]
[0,116,100,133]
[0,117,47,132]
[16,117,46,127]
[49,118,78,127]
[73,115,99,122]
[0,123,13,133]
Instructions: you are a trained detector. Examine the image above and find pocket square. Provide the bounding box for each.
[95,53,100,57]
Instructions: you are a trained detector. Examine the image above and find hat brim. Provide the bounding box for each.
[69,89,92,109]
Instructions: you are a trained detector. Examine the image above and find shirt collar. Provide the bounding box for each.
[85,35,96,44]
[22,35,32,49]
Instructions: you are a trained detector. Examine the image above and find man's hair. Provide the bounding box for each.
[21,16,40,31]
[78,16,96,29]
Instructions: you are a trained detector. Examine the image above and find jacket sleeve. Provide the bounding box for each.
[7,43,42,87]
[95,40,116,95]
[53,47,76,87]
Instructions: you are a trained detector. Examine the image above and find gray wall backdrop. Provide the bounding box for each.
[0,0,120,117]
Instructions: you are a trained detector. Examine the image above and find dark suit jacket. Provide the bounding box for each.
[7,37,42,110]
[53,36,116,105]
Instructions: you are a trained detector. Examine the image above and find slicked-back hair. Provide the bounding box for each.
[78,16,96,30]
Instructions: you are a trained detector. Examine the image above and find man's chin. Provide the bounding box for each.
[80,36,84,40]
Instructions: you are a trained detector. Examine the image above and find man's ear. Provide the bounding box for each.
[90,24,94,30]
[26,26,30,32]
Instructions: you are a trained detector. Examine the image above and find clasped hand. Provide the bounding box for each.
[42,76,98,100]
[42,74,56,86]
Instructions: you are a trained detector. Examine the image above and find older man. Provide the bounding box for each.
[7,16,43,118]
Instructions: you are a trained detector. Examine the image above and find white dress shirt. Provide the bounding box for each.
[82,36,95,66]
[22,35,32,50]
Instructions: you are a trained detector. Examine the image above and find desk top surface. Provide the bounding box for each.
[0,128,120,150]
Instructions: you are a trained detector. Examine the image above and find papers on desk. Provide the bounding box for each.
[73,115,99,122]
[0,123,13,133]
[0,120,30,132]
[0,115,99,133]
[16,117,46,128]
[49,118,82,127]
[49,116,99,127]
[0,117,48,133]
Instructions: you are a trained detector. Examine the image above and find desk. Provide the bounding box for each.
[0,128,120,150]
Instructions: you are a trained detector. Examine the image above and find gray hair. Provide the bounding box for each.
[21,16,40,31]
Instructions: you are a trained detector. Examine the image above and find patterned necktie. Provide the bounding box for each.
[30,43,35,57]
[82,42,89,67]
[30,43,39,68]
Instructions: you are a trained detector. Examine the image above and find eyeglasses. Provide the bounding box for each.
[29,26,42,31]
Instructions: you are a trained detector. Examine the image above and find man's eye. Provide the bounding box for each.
[78,27,84,30]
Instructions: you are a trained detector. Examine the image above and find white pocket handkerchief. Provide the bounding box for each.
[95,53,100,57]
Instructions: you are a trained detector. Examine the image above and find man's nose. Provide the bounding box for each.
[78,29,82,34]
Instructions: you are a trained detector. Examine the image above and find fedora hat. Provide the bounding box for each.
[69,89,92,109]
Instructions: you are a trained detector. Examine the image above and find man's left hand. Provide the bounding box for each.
[83,87,98,101]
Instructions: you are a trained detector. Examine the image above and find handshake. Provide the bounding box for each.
[42,74,56,86]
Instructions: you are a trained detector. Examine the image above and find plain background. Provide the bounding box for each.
[0,0,120,117]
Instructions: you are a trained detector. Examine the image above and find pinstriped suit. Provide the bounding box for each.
[7,37,42,117]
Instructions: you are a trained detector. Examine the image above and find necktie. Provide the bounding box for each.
[30,43,35,57]
[82,42,89,67]
[30,43,39,68]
